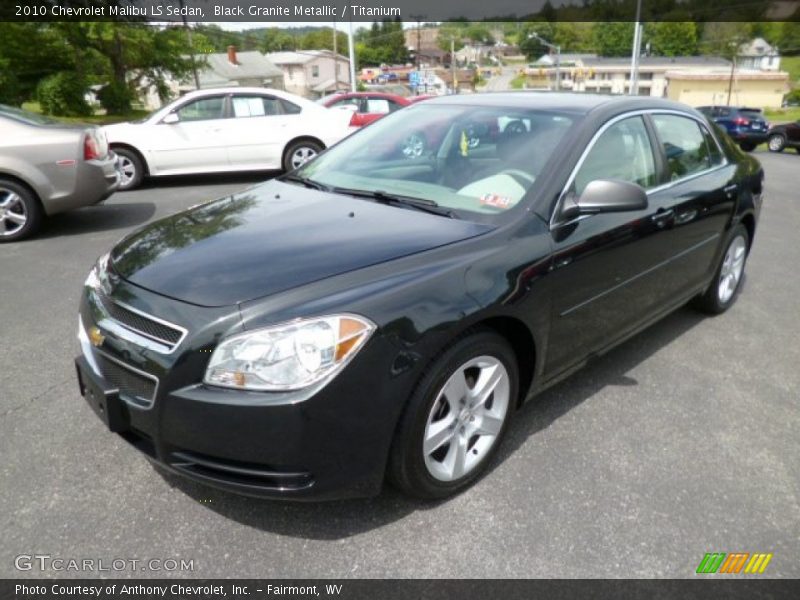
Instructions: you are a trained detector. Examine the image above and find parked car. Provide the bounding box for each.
[318,91,415,128]
[766,120,800,153]
[0,104,119,242]
[104,88,351,191]
[76,94,763,500]
[696,105,769,151]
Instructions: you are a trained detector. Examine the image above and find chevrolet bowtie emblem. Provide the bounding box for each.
[88,326,105,347]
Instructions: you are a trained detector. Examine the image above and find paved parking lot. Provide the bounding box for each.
[2,152,798,578]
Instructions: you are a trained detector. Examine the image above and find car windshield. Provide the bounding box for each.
[293,103,576,222]
[0,103,61,125]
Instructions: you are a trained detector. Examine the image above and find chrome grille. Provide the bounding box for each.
[97,353,157,408]
[96,291,185,350]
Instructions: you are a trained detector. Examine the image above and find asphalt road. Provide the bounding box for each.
[2,152,798,579]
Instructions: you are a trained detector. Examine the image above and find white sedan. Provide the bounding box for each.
[104,88,351,190]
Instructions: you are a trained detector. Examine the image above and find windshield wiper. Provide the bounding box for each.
[281,173,329,191]
[330,187,457,219]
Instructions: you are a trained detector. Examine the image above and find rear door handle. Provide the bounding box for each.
[723,184,738,197]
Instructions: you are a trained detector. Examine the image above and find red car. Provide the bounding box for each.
[319,92,425,128]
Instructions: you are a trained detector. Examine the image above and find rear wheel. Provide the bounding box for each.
[768,134,786,153]
[283,140,323,172]
[693,225,749,314]
[739,141,756,152]
[0,178,42,242]
[114,147,144,191]
[388,331,518,499]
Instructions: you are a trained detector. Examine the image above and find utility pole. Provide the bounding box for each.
[348,19,356,92]
[332,19,339,91]
[629,0,642,95]
[179,0,200,89]
[410,15,425,69]
[528,32,560,91]
[451,37,457,94]
[726,54,737,106]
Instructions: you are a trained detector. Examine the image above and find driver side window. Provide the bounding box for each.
[574,116,657,196]
[175,97,226,122]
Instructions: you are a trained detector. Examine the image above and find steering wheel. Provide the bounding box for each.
[498,169,536,187]
[401,132,427,159]
[504,120,527,135]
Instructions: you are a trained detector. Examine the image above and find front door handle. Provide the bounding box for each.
[723,184,738,197]
[651,208,674,224]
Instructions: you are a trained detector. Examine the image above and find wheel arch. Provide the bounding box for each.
[472,315,538,409]
[0,171,44,211]
[110,142,150,175]
[282,136,326,168]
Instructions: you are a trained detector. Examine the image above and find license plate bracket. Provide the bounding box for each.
[76,358,127,432]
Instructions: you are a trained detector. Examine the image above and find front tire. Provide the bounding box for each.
[283,140,323,172]
[0,178,42,242]
[693,224,749,314]
[388,331,518,499]
[114,148,144,191]
[768,134,786,153]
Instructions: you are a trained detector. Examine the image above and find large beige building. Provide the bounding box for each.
[527,55,789,109]
[665,71,789,108]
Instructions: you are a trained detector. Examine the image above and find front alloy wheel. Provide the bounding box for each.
[423,356,511,482]
[388,331,518,499]
[768,134,786,153]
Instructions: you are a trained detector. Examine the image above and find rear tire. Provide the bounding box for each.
[0,178,42,242]
[693,224,749,314]
[114,147,144,191]
[739,141,756,152]
[283,140,323,172]
[767,134,786,153]
[388,331,518,499]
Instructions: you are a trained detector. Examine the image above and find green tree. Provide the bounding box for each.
[699,22,751,60]
[646,22,698,56]
[260,28,297,52]
[592,22,636,57]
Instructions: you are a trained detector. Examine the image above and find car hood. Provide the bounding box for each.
[110,181,492,307]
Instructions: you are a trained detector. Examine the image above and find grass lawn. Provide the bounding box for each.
[21,101,148,125]
[510,74,527,90]
[781,56,800,85]
[764,106,800,124]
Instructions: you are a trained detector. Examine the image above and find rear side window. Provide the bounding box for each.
[281,99,301,114]
[366,98,391,114]
[574,116,657,195]
[231,95,286,117]
[700,125,725,167]
[651,114,712,181]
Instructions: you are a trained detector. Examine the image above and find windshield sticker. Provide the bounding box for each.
[480,194,514,209]
[460,131,469,157]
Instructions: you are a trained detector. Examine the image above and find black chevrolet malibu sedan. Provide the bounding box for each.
[76,93,763,500]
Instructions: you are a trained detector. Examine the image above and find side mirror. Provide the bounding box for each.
[561,179,648,220]
[162,112,179,125]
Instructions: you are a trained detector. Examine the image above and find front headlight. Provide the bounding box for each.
[85,252,111,290]
[203,314,376,391]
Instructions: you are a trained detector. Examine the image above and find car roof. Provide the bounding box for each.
[424,92,695,115]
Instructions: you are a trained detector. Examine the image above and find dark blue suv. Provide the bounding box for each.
[697,106,769,152]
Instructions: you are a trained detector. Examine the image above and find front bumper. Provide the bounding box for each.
[75,283,413,500]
